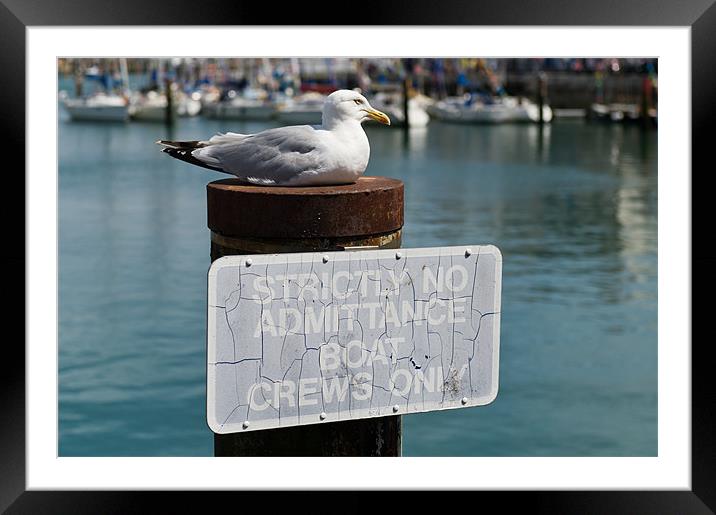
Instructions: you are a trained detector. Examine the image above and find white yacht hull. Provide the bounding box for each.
[130,105,172,122]
[428,97,553,124]
[63,100,129,122]
[368,93,432,128]
[374,105,430,128]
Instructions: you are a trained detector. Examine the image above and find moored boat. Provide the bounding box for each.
[589,103,641,123]
[202,89,274,120]
[62,93,130,122]
[428,94,553,124]
[275,92,326,125]
[368,92,432,128]
[129,90,201,121]
[128,91,170,121]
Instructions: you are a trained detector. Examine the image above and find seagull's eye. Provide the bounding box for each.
[353,99,362,105]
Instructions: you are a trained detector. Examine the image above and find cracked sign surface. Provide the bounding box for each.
[207,245,502,433]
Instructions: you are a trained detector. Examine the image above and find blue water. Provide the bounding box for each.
[59,106,657,456]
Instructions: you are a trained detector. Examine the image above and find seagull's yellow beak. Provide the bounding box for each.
[364,107,391,125]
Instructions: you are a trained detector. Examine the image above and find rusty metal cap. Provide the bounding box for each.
[207,176,404,239]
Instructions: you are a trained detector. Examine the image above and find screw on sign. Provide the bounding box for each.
[207,235,502,456]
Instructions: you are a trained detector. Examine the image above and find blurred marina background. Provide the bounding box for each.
[57,57,658,126]
[59,58,657,456]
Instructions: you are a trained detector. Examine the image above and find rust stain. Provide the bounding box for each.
[207,176,404,239]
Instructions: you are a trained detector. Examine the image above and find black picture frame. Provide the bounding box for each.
[2,0,711,511]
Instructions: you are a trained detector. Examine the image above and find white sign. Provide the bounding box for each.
[207,245,502,433]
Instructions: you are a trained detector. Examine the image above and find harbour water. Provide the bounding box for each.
[59,109,657,456]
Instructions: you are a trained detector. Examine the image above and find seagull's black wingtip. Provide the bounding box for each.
[160,146,230,175]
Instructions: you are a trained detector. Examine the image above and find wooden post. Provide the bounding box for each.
[402,77,410,129]
[74,65,83,98]
[640,76,652,130]
[164,77,174,127]
[208,176,404,456]
[537,72,546,125]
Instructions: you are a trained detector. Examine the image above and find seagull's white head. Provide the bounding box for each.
[322,89,391,129]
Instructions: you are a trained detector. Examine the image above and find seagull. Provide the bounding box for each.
[156,89,391,186]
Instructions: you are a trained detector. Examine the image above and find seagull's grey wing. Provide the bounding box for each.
[192,126,325,185]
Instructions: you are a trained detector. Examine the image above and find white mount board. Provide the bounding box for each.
[207,245,502,433]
